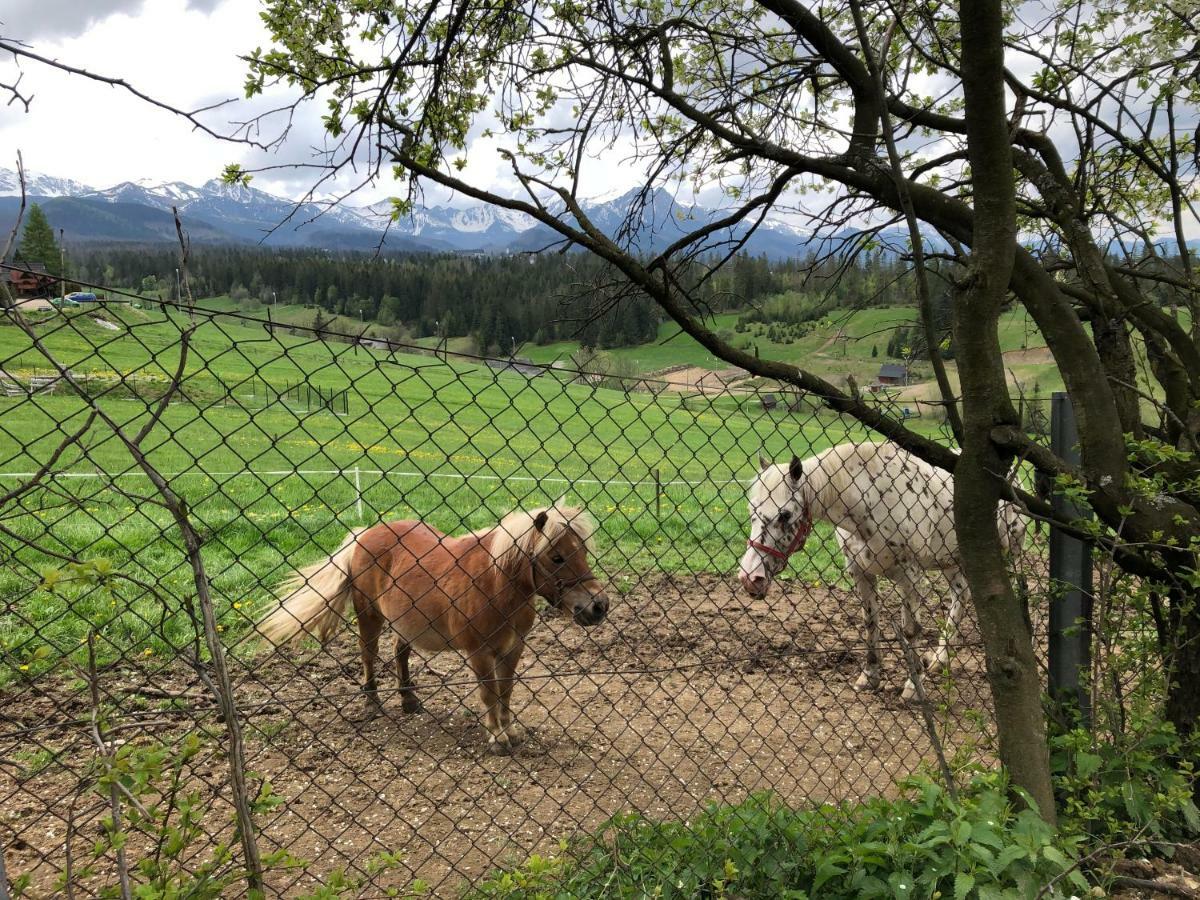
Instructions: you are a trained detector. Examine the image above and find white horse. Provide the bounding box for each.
[738,441,1026,700]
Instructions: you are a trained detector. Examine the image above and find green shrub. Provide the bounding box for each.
[468,777,1084,899]
[1052,720,1199,848]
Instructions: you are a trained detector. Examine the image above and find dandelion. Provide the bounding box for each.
[143,648,154,657]
[233,602,242,610]
[19,664,29,671]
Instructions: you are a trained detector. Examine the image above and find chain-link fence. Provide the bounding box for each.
[0,287,1054,896]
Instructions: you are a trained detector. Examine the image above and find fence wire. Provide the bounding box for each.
[0,289,1057,897]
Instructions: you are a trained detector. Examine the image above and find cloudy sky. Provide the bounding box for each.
[0,0,631,206]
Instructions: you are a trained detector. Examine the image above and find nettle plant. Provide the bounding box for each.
[56,733,292,900]
[49,732,421,899]
[1043,436,1200,848]
[469,779,1085,899]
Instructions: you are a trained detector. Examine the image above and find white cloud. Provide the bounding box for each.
[1,0,267,187]
[2,0,223,41]
[0,0,648,211]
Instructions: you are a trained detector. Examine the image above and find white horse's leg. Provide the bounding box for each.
[891,566,925,701]
[893,565,923,642]
[852,565,883,692]
[926,569,969,674]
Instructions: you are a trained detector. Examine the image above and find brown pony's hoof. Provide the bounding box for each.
[505,723,527,744]
[401,695,424,715]
[354,699,383,722]
[488,736,513,756]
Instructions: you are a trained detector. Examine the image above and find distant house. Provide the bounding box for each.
[760,393,778,411]
[486,356,544,378]
[1,263,56,297]
[359,337,392,352]
[876,363,908,387]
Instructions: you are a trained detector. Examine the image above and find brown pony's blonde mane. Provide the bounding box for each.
[485,501,597,575]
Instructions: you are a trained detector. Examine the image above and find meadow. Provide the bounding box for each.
[0,301,939,684]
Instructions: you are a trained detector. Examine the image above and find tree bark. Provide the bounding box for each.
[955,0,1056,822]
[1165,580,1200,800]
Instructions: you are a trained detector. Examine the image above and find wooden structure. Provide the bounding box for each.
[1,263,56,297]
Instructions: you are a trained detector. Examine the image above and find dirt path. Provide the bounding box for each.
[654,366,749,394]
[2,572,1000,897]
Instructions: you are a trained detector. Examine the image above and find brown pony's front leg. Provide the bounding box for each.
[467,650,508,754]
[494,642,525,744]
[394,637,422,714]
[357,606,385,718]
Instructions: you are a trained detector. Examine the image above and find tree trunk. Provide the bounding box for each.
[956,0,1057,822]
[1165,585,1200,801]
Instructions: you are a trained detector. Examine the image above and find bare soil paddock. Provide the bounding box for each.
[2,572,999,897]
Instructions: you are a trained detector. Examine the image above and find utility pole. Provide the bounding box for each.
[59,229,65,299]
[175,267,181,303]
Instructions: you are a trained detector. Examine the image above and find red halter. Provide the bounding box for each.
[746,506,813,561]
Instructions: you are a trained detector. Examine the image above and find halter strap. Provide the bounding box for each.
[746,505,813,561]
[532,554,597,597]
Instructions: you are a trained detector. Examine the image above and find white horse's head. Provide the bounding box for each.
[738,454,814,597]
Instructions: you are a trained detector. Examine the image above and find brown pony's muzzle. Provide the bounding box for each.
[572,585,609,626]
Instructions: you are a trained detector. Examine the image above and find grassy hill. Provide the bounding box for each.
[522,302,1062,398]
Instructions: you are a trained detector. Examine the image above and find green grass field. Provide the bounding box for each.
[2,302,951,685]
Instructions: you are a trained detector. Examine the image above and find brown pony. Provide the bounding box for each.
[257,502,609,753]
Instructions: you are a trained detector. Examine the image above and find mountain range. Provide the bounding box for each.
[0,167,814,259]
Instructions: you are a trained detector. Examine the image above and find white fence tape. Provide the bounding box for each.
[0,468,746,488]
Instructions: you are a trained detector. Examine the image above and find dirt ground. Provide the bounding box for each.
[3,572,1002,897]
[655,366,751,394]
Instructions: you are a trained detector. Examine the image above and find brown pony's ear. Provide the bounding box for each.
[759,455,772,471]
[533,510,549,532]
[788,455,803,482]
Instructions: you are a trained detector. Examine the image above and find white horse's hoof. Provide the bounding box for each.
[854,671,880,692]
[901,680,918,702]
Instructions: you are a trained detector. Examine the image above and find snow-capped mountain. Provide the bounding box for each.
[357,199,538,250]
[84,178,206,208]
[0,167,814,258]
[0,169,95,198]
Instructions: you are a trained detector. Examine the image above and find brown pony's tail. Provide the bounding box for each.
[257,528,367,647]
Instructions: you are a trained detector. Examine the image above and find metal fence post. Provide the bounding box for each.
[1048,391,1093,725]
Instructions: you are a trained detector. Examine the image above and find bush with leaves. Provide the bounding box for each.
[50,733,291,900]
[1052,719,1199,849]
[25,730,426,900]
[468,776,1084,899]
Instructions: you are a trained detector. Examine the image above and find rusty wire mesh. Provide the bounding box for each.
[0,279,1055,897]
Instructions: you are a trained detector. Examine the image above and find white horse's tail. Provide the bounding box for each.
[257,528,366,647]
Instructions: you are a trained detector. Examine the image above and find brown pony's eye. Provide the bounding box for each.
[551,555,565,564]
